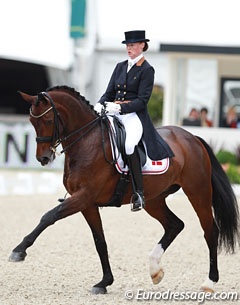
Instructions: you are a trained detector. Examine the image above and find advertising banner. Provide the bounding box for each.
[0,122,64,169]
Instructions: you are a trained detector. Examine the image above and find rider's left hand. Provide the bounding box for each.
[105,102,121,115]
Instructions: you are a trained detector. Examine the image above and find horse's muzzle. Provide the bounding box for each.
[37,151,55,166]
[37,156,51,166]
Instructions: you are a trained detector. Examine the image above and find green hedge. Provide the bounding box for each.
[226,164,240,184]
[215,149,240,184]
[215,150,238,165]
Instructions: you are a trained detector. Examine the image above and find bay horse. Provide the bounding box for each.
[9,86,239,294]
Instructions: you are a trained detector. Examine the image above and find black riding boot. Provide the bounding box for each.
[127,147,145,212]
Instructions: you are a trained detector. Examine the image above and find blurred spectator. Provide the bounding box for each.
[222,106,240,128]
[182,108,201,126]
[200,107,213,127]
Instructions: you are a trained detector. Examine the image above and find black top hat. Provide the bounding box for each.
[122,30,150,44]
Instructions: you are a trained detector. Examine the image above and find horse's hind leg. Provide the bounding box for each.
[184,189,219,292]
[145,197,184,284]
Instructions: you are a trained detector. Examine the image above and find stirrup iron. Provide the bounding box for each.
[130,192,145,212]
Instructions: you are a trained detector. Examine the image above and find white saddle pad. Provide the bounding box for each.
[107,116,170,175]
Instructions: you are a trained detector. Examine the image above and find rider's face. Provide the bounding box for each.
[126,42,144,59]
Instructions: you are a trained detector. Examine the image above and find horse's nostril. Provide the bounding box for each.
[37,156,50,166]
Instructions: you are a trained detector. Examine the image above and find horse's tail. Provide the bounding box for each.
[196,136,240,253]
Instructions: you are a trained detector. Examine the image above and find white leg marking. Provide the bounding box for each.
[200,278,216,293]
[149,243,165,284]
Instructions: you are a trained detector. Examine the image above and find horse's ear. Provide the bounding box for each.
[18,91,35,105]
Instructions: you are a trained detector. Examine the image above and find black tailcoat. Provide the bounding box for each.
[98,58,174,160]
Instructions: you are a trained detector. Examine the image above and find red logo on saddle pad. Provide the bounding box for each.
[152,161,162,166]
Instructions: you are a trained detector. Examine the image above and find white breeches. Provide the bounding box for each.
[115,112,143,155]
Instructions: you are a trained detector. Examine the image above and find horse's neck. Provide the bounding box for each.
[63,120,111,183]
[60,101,102,152]
[62,97,93,129]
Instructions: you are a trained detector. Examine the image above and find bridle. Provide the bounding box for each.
[30,92,62,153]
[29,92,105,156]
[30,91,117,165]
[30,105,53,119]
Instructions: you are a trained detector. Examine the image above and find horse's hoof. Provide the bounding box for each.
[200,287,214,293]
[8,251,27,262]
[200,278,215,293]
[91,286,107,294]
[151,268,164,285]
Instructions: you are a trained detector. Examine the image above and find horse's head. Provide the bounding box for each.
[19,91,61,166]
[19,87,100,166]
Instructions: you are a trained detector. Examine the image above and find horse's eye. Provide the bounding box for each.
[45,120,53,126]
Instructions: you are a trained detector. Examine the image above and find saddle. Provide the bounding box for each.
[112,116,146,167]
[101,115,169,208]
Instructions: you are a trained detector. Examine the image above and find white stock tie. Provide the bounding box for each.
[127,61,133,72]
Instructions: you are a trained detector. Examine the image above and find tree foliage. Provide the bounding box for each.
[148,85,163,126]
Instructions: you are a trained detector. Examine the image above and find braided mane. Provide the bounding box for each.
[46,85,94,110]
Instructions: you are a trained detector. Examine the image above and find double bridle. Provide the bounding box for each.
[30,92,101,155]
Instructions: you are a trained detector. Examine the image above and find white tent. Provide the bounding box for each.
[1,0,240,68]
[0,0,73,69]
[97,0,240,50]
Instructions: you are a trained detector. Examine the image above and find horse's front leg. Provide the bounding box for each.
[82,206,114,294]
[9,196,83,262]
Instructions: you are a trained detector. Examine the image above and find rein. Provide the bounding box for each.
[60,117,100,153]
